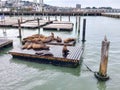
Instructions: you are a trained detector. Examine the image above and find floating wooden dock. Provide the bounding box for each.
[9,45,84,68]
[43,21,74,31]
[12,19,53,29]
[0,17,26,27]
[0,38,13,48]
[102,13,120,18]
[0,17,74,31]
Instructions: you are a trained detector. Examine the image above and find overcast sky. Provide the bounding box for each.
[43,0,120,8]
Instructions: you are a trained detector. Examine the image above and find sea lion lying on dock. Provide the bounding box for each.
[22,42,49,50]
[55,36,62,42]
[22,42,31,49]
[40,32,55,43]
[32,43,49,50]
[64,38,76,43]
[35,50,53,57]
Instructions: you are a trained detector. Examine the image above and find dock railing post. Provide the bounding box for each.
[17,19,22,38]
[82,19,86,42]
[94,36,110,81]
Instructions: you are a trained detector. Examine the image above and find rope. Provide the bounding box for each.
[83,63,96,73]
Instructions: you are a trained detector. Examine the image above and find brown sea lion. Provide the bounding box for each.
[62,45,69,55]
[32,43,49,50]
[64,38,75,43]
[22,42,30,49]
[56,36,62,42]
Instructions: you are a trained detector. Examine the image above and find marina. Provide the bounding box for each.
[0,0,120,89]
[0,15,120,90]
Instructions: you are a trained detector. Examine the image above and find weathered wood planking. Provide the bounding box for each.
[0,38,13,48]
[43,21,73,31]
[9,45,83,68]
[12,20,53,29]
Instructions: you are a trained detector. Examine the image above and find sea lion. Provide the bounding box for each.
[32,43,49,50]
[62,45,69,57]
[64,38,75,43]
[56,36,62,42]
[22,42,30,49]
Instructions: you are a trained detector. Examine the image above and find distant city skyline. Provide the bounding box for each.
[1,0,120,8]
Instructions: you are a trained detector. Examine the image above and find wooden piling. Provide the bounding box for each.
[18,19,22,38]
[78,16,80,32]
[60,15,62,21]
[68,16,70,21]
[48,16,50,21]
[20,17,22,23]
[37,18,40,34]
[34,13,36,19]
[82,19,86,42]
[99,36,110,76]
[75,16,78,31]
[55,15,57,21]
[46,15,47,20]
[94,36,110,81]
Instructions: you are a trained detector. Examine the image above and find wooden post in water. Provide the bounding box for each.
[60,15,62,21]
[55,15,57,21]
[95,36,110,81]
[68,15,70,22]
[78,16,80,32]
[20,16,22,23]
[46,14,47,20]
[82,19,86,42]
[34,13,36,19]
[48,16,50,21]
[37,18,40,34]
[18,19,22,38]
[75,16,78,31]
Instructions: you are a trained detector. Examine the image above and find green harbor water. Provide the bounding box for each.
[0,16,120,90]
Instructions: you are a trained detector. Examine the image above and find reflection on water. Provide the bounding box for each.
[97,81,106,90]
[10,58,82,77]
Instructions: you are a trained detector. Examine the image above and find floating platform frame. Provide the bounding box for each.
[9,45,84,68]
[43,21,73,31]
[0,38,13,49]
